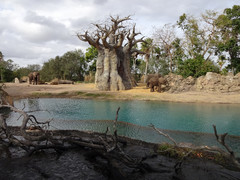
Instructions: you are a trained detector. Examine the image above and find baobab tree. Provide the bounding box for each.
[77,16,144,91]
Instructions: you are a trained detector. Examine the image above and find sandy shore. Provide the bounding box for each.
[4,82,240,104]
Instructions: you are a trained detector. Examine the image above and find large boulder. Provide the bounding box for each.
[14,77,20,84]
[164,74,195,93]
[20,76,29,83]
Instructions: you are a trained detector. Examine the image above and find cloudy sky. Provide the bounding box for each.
[0,0,238,67]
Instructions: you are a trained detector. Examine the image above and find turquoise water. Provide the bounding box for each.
[8,98,240,135]
[7,98,240,156]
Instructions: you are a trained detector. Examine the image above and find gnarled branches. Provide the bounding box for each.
[77,15,144,53]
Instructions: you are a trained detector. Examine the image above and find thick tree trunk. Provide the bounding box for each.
[95,48,132,91]
[77,16,145,91]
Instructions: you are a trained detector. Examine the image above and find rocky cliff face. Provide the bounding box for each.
[164,72,240,93]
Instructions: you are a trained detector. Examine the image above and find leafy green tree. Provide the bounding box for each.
[147,46,170,75]
[215,5,240,74]
[178,55,219,78]
[26,64,41,72]
[85,46,98,72]
[175,10,223,77]
[0,59,17,82]
[41,49,87,82]
[61,49,86,81]
[40,61,52,82]
[0,51,3,62]
[177,11,219,60]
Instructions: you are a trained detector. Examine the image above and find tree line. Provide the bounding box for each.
[142,5,240,78]
[0,5,239,83]
[0,47,97,83]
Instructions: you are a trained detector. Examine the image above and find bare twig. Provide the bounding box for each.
[212,125,235,157]
[149,124,177,146]
[113,107,120,132]
[213,124,240,168]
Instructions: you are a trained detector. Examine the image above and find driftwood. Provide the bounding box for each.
[0,104,147,178]
[149,123,177,146]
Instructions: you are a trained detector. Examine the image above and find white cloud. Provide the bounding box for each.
[0,0,238,67]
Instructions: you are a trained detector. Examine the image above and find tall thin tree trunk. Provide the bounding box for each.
[144,55,149,83]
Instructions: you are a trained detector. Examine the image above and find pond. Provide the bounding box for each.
[7,98,240,156]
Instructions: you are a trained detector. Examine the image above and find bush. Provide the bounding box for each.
[177,56,219,78]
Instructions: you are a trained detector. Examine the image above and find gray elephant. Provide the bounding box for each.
[146,74,162,88]
[148,77,168,92]
[28,72,33,84]
[28,72,40,85]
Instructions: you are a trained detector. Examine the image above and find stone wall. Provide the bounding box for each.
[164,72,240,93]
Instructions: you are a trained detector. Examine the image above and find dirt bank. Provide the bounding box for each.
[4,82,240,104]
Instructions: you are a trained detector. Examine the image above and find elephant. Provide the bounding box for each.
[145,74,162,88]
[28,72,40,85]
[28,72,33,84]
[148,76,168,92]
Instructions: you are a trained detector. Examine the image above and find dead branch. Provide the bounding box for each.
[149,124,177,146]
[212,125,240,168]
[0,103,144,173]
[213,125,235,156]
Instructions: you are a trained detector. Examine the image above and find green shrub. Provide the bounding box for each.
[177,56,219,78]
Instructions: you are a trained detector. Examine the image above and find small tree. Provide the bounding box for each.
[0,59,17,82]
[85,46,98,73]
[177,11,219,60]
[215,5,240,74]
[77,16,144,91]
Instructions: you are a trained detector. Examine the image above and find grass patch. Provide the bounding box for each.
[32,92,53,96]
[157,143,187,159]
[85,93,112,98]
[76,91,87,95]
[75,91,113,98]
[157,143,230,167]
[32,91,70,97]
[57,91,69,96]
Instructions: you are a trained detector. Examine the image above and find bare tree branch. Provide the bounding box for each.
[212,124,240,168]
[149,124,177,146]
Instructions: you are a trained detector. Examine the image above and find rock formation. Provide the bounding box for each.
[164,72,240,93]
[164,73,195,93]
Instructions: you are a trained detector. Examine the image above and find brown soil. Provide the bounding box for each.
[4,82,240,104]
